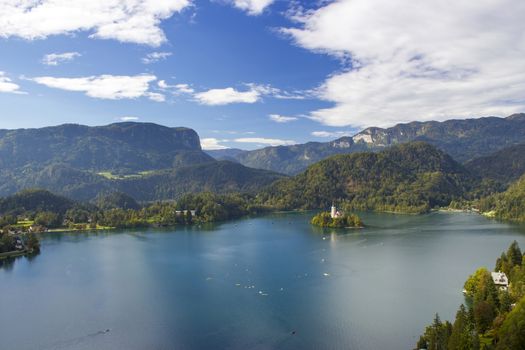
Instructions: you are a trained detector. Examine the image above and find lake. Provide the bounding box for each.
[1,211,525,350]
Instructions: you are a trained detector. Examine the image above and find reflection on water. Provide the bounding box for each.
[1,211,524,350]
[0,250,40,270]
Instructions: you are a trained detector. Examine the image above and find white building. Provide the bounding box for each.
[491,271,509,291]
[330,204,342,219]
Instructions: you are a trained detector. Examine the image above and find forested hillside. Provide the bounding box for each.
[479,175,525,222]
[0,123,284,201]
[416,242,525,349]
[465,143,525,184]
[258,142,479,213]
[0,161,285,202]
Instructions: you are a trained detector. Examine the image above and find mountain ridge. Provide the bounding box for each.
[0,122,213,172]
[221,114,525,174]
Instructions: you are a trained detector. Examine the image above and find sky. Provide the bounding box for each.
[0,0,524,150]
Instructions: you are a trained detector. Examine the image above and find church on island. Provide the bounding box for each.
[331,204,342,219]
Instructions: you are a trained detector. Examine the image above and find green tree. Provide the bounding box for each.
[25,232,40,253]
[498,290,513,314]
[0,233,15,253]
[448,304,478,350]
[419,314,452,350]
[185,210,193,224]
[496,296,525,350]
[507,241,522,267]
[0,215,17,227]
[473,301,495,334]
[495,253,507,273]
[473,271,499,309]
[464,268,490,298]
[34,211,61,228]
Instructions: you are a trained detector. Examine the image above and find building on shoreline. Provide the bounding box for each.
[491,271,509,291]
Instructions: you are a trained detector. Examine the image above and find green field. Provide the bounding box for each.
[96,170,155,180]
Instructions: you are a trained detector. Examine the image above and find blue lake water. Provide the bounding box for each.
[1,211,525,350]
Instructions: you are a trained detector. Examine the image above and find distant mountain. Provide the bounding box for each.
[0,161,285,202]
[205,148,246,162]
[465,143,525,184]
[118,161,285,201]
[236,137,368,175]
[258,142,478,213]
[0,122,213,172]
[230,114,525,175]
[351,113,525,163]
[0,123,284,201]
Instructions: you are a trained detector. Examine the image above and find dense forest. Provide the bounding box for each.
[478,175,525,222]
[257,142,484,214]
[0,190,266,232]
[0,160,285,201]
[415,242,525,350]
[465,143,525,184]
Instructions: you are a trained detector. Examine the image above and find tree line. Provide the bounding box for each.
[415,241,525,349]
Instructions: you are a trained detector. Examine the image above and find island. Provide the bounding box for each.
[311,204,364,228]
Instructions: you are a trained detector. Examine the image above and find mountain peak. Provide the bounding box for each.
[0,123,211,171]
[506,113,525,121]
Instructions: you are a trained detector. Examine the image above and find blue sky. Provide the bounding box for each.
[0,0,524,150]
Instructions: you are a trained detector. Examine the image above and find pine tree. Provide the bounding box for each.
[448,304,477,350]
[507,241,522,267]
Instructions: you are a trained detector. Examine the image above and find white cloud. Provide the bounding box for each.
[30,74,164,101]
[0,72,24,94]
[229,0,275,15]
[269,114,298,123]
[194,83,293,105]
[212,130,255,135]
[311,131,351,138]
[234,137,296,146]
[42,52,81,66]
[158,80,170,89]
[202,134,295,149]
[195,86,261,105]
[283,0,525,127]
[174,83,195,94]
[201,138,230,150]
[142,51,172,64]
[145,92,166,102]
[0,0,191,46]
[120,116,139,121]
[158,80,194,95]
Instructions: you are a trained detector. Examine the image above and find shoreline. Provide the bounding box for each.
[0,249,35,260]
[28,206,509,235]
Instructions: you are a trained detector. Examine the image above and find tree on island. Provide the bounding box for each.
[311,211,363,228]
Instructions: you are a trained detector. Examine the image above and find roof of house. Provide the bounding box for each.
[491,271,509,286]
